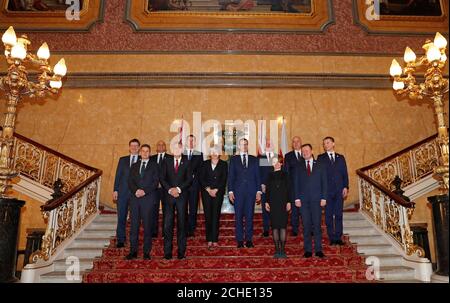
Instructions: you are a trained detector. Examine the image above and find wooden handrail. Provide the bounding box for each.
[356,169,415,208]
[2,127,103,212]
[41,171,102,212]
[359,132,439,172]
[357,132,442,209]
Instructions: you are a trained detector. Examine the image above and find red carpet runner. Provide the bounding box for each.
[83,214,370,283]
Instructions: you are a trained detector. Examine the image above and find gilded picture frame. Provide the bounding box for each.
[352,0,448,35]
[0,0,104,32]
[125,0,335,33]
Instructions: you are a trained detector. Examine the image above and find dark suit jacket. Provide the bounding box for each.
[294,158,328,202]
[128,160,159,198]
[283,150,303,176]
[160,156,193,193]
[228,154,261,197]
[317,152,349,194]
[114,155,140,198]
[199,159,228,196]
[184,150,203,178]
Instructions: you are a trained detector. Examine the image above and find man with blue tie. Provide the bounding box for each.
[283,136,303,236]
[113,138,140,248]
[294,144,327,258]
[317,136,349,246]
[228,138,262,248]
[184,135,203,237]
[258,138,275,238]
[126,144,159,260]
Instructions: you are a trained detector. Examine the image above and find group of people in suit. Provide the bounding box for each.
[113,134,349,260]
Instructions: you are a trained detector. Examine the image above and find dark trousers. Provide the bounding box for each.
[325,192,344,242]
[187,179,200,233]
[261,193,270,233]
[116,193,130,243]
[164,195,187,257]
[202,190,224,243]
[129,196,155,254]
[291,205,301,233]
[234,192,256,242]
[300,200,323,253]
[151,188,163,236]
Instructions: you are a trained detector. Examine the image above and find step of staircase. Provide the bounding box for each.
[343,212,421,282]
[39,214,113,283]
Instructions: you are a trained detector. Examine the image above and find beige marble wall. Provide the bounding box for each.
[6,86,441,209]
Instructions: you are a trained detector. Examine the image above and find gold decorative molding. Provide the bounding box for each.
[352,0,448,35]
[0,0,104,32]
[125,0,334,32]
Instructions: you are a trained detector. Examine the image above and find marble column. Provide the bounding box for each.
[0,198,25,282]
[428,194,449,277]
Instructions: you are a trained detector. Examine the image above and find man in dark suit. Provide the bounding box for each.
[317,136,349,246]
[294,144,327,258]
[160,142,193,259]
[283,136,303,236]
[184,134,204,237]
[126,144,159,260]
[258,138,275,238]
[149,140,172,238]
[228,138,262,248]
[113,138,140,248]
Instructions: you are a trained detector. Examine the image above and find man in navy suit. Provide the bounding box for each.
[126,144,160,260]
[283,136,303,236]
[294,144,327,258]
[258,138,275,238]
[149,140,172,238]
[113,138,140,248]
[160,142,193,259]
[184,135,204,237]
[228,138,262,248]
[317,136,349,246]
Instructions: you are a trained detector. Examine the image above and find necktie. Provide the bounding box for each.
[131,155,136,167]
[243,154,247,168]
[189,150,192,161]
[140,161,146,177]
[307,160,311,176]
[175,159,179,174]
[329,153,335,164]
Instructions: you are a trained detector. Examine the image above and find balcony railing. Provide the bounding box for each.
[356,133,441,257]
[11,132,102,263]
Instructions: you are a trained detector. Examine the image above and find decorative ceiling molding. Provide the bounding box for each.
[124,0,335,33]
[0,0,105,32]
[9,72,432,89]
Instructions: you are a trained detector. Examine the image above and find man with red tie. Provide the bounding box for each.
[294,144,328,258]
[160,142,193,260]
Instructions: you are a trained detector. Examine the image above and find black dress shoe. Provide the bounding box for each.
[125,252,137,260]
[315,251,325,258]
[245,241,254,248]
[116,242,125,248]
[335,240,345,246]
[163,255,172,260]
[177,255,186,260]
[143,253,151,260]
[263,231,269,237]
[237,241,244,248]
[304,252,313,258]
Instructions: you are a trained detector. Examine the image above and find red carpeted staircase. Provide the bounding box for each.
[83,213,370,283]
